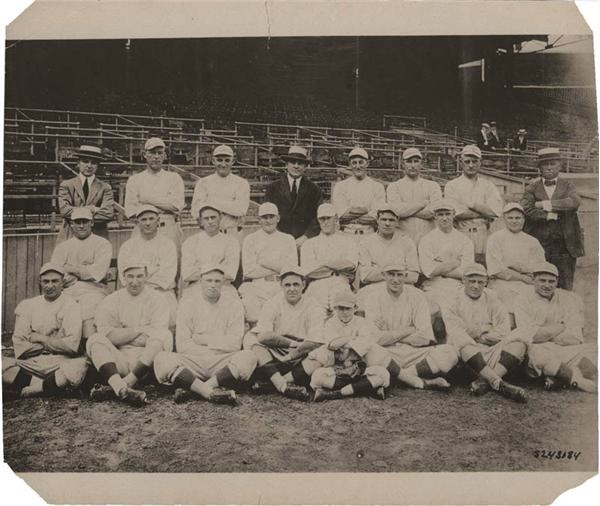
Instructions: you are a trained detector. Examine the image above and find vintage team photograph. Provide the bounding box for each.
[2,12,598,479]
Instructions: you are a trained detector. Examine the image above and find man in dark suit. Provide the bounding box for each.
[520,148,584,290]
[58,145,115,241]
[264,146,323,248]
[513,128,528,152]
[477,123,491,151]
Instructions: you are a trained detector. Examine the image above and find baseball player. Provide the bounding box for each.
[441,263,528,402]
[124,137,185,251]
[239,202,297,324]
[117,204,178,329]
[386,147,442,244]
[332,147,385,235]
[153,265,258,405]
[190,144,250,239]
[2,263,88,399]
[444,144,503,262]
[86,261,172,407]
[417,199,474,309]
[357,203,419,309]
[308,290,390,402]
[301,203,359,312]
[244,265,327,401]
[180,203,240,299]
[486,202,546,311]
[50,207,112,340]
[512,262,597,393]
[362,263,459,391]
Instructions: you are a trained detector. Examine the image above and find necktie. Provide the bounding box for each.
[544,179,556,187]
[291,178,298,202]
[83,178,89,201]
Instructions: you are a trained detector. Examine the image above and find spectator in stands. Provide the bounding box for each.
[386,147,442,244]
[264,146,323,248]
[513,129,528,152]
[58,145,114,242]
[444,144,503,263]
[190,144,250,241]
[520,148,584,290]
[124,137,185,252]
[332,147,385,235]
[477,123,491,151]
[488,121,502,150]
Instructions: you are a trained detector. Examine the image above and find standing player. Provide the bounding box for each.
[332,147,385,236]
[386,147,442,244]
[239,202,297,324]
[124,137,185,251]
[2,263,88,399]
[86,261,172,406]
[441,263,528,402]
[51,207,112,340]
[301,203,359,311]
[58,144,114,241]
[444,144,503,262]
[154,265,258,405]
[190,144,250,239]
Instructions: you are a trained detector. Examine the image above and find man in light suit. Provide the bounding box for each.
[58,145,115,241]
[264,146,323,249]
[520,148,585,290]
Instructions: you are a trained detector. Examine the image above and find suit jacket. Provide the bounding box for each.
[264,175,323,239]
[476,131,490,151]
[59,175,115,223]
[513,135,527,152]
[520,177,585,258]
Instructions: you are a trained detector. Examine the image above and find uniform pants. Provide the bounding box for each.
[527,342,597,378]
[2,354,89,388]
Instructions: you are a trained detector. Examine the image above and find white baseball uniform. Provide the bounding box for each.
[332,176,385,234]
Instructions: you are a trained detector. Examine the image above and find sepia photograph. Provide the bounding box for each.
[1,0,598,504]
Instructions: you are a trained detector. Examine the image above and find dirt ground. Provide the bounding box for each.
[2,265,598,473]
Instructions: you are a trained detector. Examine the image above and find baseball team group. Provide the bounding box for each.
[2,137,597,407]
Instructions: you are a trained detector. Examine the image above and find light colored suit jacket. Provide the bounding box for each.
[59,176,115,223]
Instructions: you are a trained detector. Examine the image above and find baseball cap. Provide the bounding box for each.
[199,263,225,276]
[39,262,65,277]
[332,290,357,308]
[463,263,488,277]
[258,202,279,217]
[279,264,304,280]
[120,259,148,274]
[70,207,94,221]
[382,262,407,273]
[376,202,399,217]
[317,203,337,218]
[348,147,369,160]
[196,202,222,218]
[461,145,482,159]
[213,145,234,157]
[531,261,559,277]
[144,137,166,151]
[537,147,562,163]
[481,123,491,128]
[502,202,524,214]
[135,204,160,218]
[402,147,423,160]
[430,199,455,213]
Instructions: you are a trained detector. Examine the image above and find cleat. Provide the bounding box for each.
[208,388,237,406]
[89,383,115,402]
[118,387,148,407]
[572,378,597,393]
[313,388,343,402]
[423,377,451,391]
[373,386,386,400]
[497,381,527,403]
[173,388,195,404]
[470,378,491,396]
[544,377,562,391]
[282,384,311,402]
[250,380,277,395]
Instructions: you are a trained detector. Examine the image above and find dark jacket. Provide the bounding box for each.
[520,177,585,258]
[264,175,323,239]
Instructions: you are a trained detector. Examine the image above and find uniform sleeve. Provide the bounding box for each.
[417,234,436,278]
[87,238,113,282]
[180,237,196,282]
[217,178,250,218]
[440,297,476,348]
[488,293,511,338]
[242,234,269,279]
[428,181,443,202]
[363,292,384,324]
[443,179,460,204]
[223,299,246,351]
[93,181,115,222]
[459,235,475,267]
[386,182,400,208]
[485,181,504,217]
[148,293,170,330]
[94,295,123,337]
[253,297,279,334]
[332,181,350,217]
[50,242,67,267]
[555,292,584,345]
[12,301,44,359]
[305,303,328,343]
[300,239,319,273]
[168,173,185,213]
[52,298,83,354]
[358,241,378,283]
[190,178,209,220]
[222,237,241,281]
[174,300,197,353]
[405,237,420,273]
[149,239,177,290]
[58,181,74,219]
[368,183,386,215]
[512,295,536,328]
[485,233,505,276]
[344,236,360,267]
[283,234,299,265]
[403,290,435,346]
[124,175,141,218]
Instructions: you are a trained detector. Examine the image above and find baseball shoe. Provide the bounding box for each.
[89,383,115,402]
[423,377,451,391]
[118,387,148,407]
[469,378,491,396]
[572,377,597,393]
[372,386,386,400]
[282,384,311,402]
[208,387,237,406]
[543,377,563,391]
[250,380,277,395]
[173,388,195,404]
[497,380,527,403]
[313,388,343,402]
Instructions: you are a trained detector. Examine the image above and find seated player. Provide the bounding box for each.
[363,263,458,390]
[512,262,597,393]
[153,265,257,405]
[50,207,112,339]
[244,265,327,401]
[441,263,528,403]
[301,203,359,311]
[2,263,88,399]
[181,203,240,299]
[86,261,172,406]
[118,204,178,329]
[308,290,390,402]
[356,203,419,309]
[239,202,297,324]
[486,202,546,311]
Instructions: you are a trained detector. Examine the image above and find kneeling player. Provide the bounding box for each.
[154,265,257,405]
[442,263,527,402]
[2,263,88,399]
[86,261,172,406]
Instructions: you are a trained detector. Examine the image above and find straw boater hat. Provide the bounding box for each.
[281,146,310,163]
[537,147,562,164]
[75,145,104,160]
